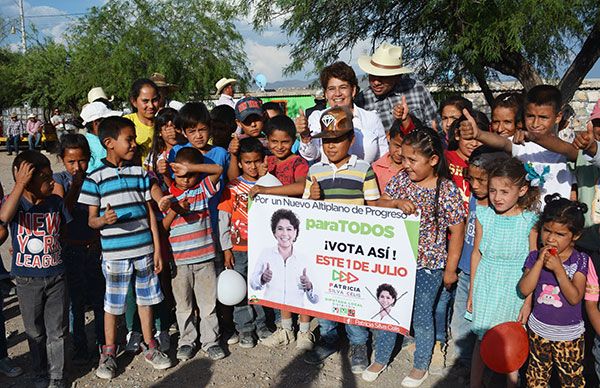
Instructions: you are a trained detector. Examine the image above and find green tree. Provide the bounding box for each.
[249,0,600,105]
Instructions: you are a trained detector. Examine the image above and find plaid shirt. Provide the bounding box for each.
[357,76,438,131]
[5,120,24,137]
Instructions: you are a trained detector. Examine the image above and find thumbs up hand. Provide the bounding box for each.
[573,123,595,151]
[296,108,310,143]
[103,203,118,225]
[299,267,312,291]
[459,109,479,140]
[261,262,273,284]
[228,133,240,155]
[309,176,321,200]
[392,95,410,122]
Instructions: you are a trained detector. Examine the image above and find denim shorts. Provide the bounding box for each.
[102,255,164,315]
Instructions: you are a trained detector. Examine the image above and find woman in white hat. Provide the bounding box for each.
[296,62,388,164]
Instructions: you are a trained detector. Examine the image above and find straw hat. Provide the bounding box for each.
[215,78,237,94]
[150,72,178,92]
[358,42,413,76]
[87,87,114,104]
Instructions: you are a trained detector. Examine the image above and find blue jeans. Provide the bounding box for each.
[231,251,267,333]
[450,271,475,366]
[64,244,105,352]
[318,319,369,346]
[28,132,41,150]
[593,335,600,382]
[373,329,397,365]
[6,135,19,154]
[434,284,454,343]
[412,268,443,370]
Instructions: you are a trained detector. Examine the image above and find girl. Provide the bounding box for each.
[491,92,524,138]
[52,134,105,363]
[377,128,466,387]
[519,195,588,387]
[439,95,473,144]
[468,157,540,388]
[247,115,314,350]
[124,78,161,162]
[146,108,183,190]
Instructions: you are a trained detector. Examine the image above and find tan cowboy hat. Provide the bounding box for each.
[358,42,413,76]
[215,78,237,94]
[150,72,178,92]
[87,87,114,104]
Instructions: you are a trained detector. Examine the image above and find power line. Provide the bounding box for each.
[24,12,89,19]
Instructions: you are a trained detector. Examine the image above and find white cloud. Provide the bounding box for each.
[244,40,293,83]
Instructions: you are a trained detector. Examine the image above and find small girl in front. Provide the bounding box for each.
[519,195,588,388]
[379,127,466,387]
[468,157,540,388]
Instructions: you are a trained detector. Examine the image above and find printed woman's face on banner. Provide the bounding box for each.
[378,290,395,309]
[274,219,297,249]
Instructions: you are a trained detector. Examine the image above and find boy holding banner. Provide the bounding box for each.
[301,106,380,373]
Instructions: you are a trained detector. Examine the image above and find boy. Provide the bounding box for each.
[0,151,71,387]
[79,101,123,172]
[218,137,270,348]
[227,97,267,181]
[460,85,575,204]
[372,124,405,194]
[302,107,380,373]
[163,147,225,361]
[78,116,172,379]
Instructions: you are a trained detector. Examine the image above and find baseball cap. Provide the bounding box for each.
[313,106,354,139]
[235,97,264,121]
[81,102,123,125]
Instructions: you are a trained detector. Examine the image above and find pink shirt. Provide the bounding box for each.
[26,120,42,135]
[372,152,402,194]
[585,258,599,302]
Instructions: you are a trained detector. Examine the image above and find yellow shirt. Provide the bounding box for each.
[124,112,154,162]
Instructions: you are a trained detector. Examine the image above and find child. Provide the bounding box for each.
[519,195,588,387]
[78,116,172,379]
[372,120,406,194]
[0,151,72,387]
[227,97,267,181]
[468,157,540,388]
[460,85,576,203]
[247,115,313,349]
[439,95,473,144]
[491,92,523,138]
[79,101,123,172]
[146,107,183,188]
[52,134,105,364]
[218,137,271,348]
[449,148,505,370]
[162,147,226,361]
[376,127,465,387]
[302,107,380,374]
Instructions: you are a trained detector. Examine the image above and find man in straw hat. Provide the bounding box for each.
[356,42,438,132]
[87,87,115,109]
[5,113,24,155]
[215,77,237,108]
[150,72,180,110]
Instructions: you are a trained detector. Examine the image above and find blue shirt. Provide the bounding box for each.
[458,195,478,274]
[53,171,98,242]
[169,144,230,237]
[85,132,106,173]
[9,195,72,277]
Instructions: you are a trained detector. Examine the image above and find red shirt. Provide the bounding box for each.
[445,150,470,210]
[372,152,402,194]
[267,155,309,186]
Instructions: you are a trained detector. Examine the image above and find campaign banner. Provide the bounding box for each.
[247,195,420,334]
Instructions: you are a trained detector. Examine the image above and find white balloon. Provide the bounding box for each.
[255,173,282,188]
[27,238,44,254]
[217,269,247,306]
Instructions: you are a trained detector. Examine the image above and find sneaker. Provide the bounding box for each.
[226,331,239,345]
[239,332,256,349]
[144,342,173,370]
[176,345,195,361]
[48,379,66,388]
[95,352,117,379]
[0,357,23,377]
[256,326,272,341]
[260,327,294,348]
[125,331,143,353]
[205,345,226,360]
[156,331,171,353]
[296,330,315,350]
[304,343,337,365]
[350,344,368,374]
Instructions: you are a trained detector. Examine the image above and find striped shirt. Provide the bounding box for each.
[78,159,153,260]
[167,177,218,265]
[302,155,380,205]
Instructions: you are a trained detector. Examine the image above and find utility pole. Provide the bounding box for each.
[19,0,26,53]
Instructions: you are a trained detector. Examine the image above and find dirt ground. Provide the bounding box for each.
[0,149,556,388]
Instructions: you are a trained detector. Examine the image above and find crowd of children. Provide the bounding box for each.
[1,71,600,388]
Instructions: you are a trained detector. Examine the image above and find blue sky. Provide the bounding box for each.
[1,0,599,83]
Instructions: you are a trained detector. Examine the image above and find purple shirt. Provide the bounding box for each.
[524,249,588,326]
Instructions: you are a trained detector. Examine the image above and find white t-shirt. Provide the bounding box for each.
[512,141,574,204]
[50,114,65,130]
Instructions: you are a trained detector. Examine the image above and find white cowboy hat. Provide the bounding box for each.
[80,102,123,125]
[215,78,237,94]
[358,42,413,76]
[87,87,114,104]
